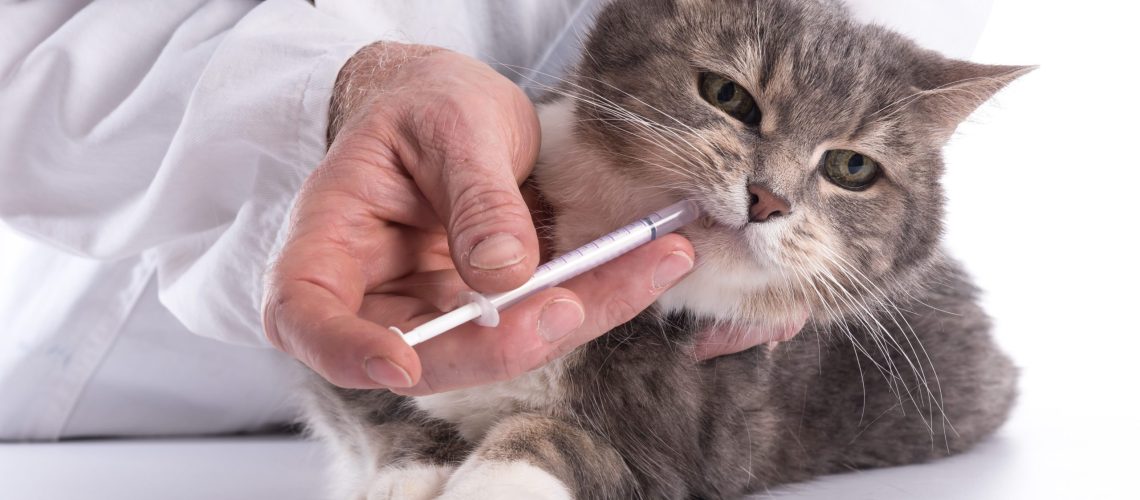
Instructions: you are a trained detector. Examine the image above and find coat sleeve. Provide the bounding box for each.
[0,0,379,346]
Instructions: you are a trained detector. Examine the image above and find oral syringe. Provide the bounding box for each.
[393,200,701,346]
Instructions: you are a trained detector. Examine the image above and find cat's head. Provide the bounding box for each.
[534,0,1030,329]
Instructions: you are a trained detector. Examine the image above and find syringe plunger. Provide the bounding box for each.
[394,200,700,346]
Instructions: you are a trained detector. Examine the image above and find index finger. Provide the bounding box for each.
[264,245,422,390]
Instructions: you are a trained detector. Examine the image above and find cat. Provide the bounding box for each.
[303,0,1031,498]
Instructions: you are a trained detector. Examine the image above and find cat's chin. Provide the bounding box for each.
[656,245,805,330]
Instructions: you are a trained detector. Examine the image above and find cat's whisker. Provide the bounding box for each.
[814,247,947,399]
[518,64,722,154]
[512,68,711,150]
[797,268,897,427]
[809,261,913,404]
[565,106,710,181]
[813,255,934,429]
[565,128,701,185]
[784,258,868,417]
[787,256,898,389]
[784,243,932,420]
[595,115,714,179]
[813,246,953,442]
[784,263,826,373]
[594,125,707,180]
[811,255,921,385]
[513,71,719,178]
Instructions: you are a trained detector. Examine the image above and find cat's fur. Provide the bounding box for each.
[304,0,1030,498]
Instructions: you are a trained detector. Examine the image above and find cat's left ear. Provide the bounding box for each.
[911,56,1035,142]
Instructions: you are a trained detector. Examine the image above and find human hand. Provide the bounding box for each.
[262,43,696,395]
[692,312,808,361]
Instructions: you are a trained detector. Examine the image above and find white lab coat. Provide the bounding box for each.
[0,0,992,440]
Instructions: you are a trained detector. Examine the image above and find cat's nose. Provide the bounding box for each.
[748,184,790,223]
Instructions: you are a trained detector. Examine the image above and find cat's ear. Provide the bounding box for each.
[911,57,1035,142]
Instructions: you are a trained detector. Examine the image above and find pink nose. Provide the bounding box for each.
[748,184,791,223]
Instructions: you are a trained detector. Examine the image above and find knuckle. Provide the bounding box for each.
[261,294,286,350]
[449,184,525,237]
[261,280,298,353]
[602,295,643,326]
[493,348,529,382]
[413,91,476,145]
[305,337,354,389]
[415,375,438,396]
[315,363,352,389]
[544,340,578,364]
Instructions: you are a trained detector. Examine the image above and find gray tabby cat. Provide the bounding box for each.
[304,0,1031,498]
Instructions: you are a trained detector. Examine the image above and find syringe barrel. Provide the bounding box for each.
[486,200,700,311]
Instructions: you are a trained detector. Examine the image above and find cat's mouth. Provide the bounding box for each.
[691,204,753,232]
[695,213,728,230]
[688,205,789,252]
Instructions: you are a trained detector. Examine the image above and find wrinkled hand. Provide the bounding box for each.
[263,43,695,395]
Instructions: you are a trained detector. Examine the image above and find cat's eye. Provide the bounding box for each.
[698,73,761,126]
[822,150,881,190]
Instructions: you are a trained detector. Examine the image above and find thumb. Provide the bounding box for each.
[440,150,540,293]
[398,59,543,292]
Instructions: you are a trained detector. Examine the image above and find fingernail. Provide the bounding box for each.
[364,357,413,388]
[469,233,526,270]
[653,251,694,289]
[538,299,585,342]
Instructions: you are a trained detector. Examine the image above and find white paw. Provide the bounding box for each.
[439,459,571,500]
[366,463,455,500]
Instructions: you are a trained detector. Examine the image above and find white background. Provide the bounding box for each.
[845,0,1140,496]
[2,0,1139,498]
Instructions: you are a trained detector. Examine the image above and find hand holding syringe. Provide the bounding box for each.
[393,200,701,346]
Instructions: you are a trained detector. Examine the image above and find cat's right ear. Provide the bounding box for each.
[911,56,1036,143]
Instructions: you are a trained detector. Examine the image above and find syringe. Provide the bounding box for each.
[394,200,701,346]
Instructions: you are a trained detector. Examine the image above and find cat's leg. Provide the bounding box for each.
[438,414,636,500]
[302,379,471,500]
[359,419,469,500]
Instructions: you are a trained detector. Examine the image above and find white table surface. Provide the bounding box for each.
[0,394,1128,500]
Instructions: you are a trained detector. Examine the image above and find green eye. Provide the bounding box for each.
[822,150,881,190]
[699,73,761,126]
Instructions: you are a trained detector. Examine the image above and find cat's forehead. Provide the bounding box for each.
[597,0,919,139]
[687,4,905,83]
[589,0,917,100]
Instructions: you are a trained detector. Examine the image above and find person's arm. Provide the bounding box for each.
[0,0,377,346]
[0,0,696,395]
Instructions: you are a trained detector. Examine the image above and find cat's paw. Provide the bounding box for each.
[439,459,571,500]
[366,463,454,500]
